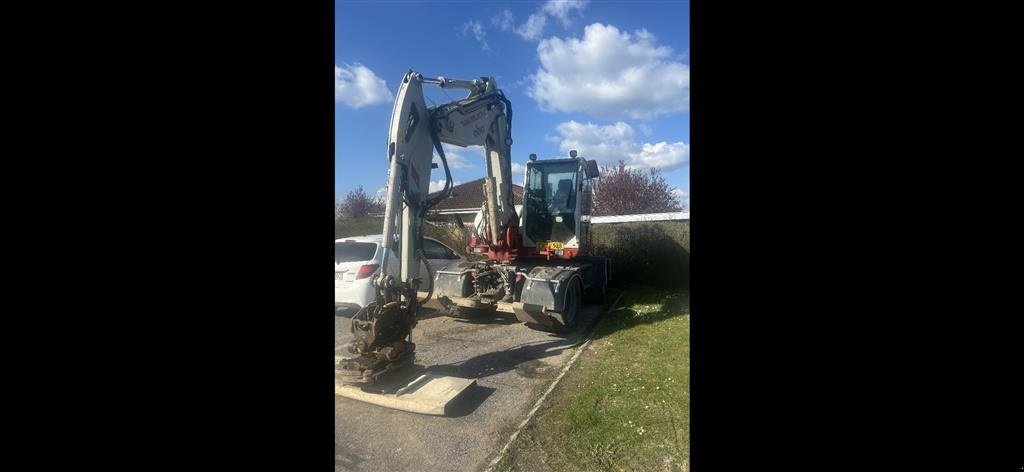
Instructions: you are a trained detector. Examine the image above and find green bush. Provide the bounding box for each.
[591,221,689,288]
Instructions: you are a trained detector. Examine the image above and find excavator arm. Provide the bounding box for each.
[428,77,518,247]
[338,71,517,384]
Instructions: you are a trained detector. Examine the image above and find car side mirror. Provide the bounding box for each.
[583,160,600,179]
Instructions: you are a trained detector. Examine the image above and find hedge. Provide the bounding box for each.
[335,217,385,239]
[591,220,689,288]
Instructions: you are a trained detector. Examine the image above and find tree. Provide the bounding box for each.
[338,185,384,219]
[592,160,683,216]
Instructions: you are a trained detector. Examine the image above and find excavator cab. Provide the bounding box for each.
[520,151,600,258]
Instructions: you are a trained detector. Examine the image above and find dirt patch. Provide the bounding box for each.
[436,318,509,334]
[515,359,554,378]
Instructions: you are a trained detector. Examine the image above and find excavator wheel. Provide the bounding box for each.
[547,277,583,334]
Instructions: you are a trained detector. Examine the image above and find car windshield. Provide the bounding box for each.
[335,242,377,263]
[523,161,578,245]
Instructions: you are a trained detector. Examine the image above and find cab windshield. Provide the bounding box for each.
[523,161,578,245]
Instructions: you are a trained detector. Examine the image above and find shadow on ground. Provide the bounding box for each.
[428,337,580,379]
[445,383,497,418]
[447,310,519,325]
[335,303,511,324]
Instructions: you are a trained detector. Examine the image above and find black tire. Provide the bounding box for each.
[549,277,582,333]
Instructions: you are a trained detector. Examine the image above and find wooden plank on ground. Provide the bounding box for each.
[335,373,476,416]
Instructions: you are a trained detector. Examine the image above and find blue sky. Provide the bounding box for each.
[336,0,689,208]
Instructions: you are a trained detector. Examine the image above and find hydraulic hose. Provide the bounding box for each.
[417,247,434,305]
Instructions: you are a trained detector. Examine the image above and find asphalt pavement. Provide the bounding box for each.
[335,298,604,472]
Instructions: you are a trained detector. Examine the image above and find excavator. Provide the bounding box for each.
[337,71,608,386]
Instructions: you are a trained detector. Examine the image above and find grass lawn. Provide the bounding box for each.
[497,285,690,472]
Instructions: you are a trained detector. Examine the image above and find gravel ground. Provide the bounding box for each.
[335,298,604,472]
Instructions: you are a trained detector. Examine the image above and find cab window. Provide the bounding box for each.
[524,161,578,244]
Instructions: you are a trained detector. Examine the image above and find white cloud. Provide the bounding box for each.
[461,20,490,51]
[433,144,483,170]
[555,120,689,171]
[527,23,689,120]
[513,0,589,41]
[542,0,589,27]
[429,179,462,193]
[516,13,547,40]
[633,141,689,169]
[492,9,515,31]
[335,64,393,108]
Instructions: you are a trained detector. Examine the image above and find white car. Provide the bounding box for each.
[335,234,468,314]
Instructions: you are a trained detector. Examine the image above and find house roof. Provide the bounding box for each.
[427,178,523,212]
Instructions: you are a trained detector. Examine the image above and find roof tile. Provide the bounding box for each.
[428,178,524,211]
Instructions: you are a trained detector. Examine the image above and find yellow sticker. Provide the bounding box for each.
[547,241,564,250]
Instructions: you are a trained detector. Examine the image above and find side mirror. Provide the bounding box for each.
[584,160,600,179]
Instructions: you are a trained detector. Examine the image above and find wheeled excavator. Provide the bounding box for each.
[337,71,608,385]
